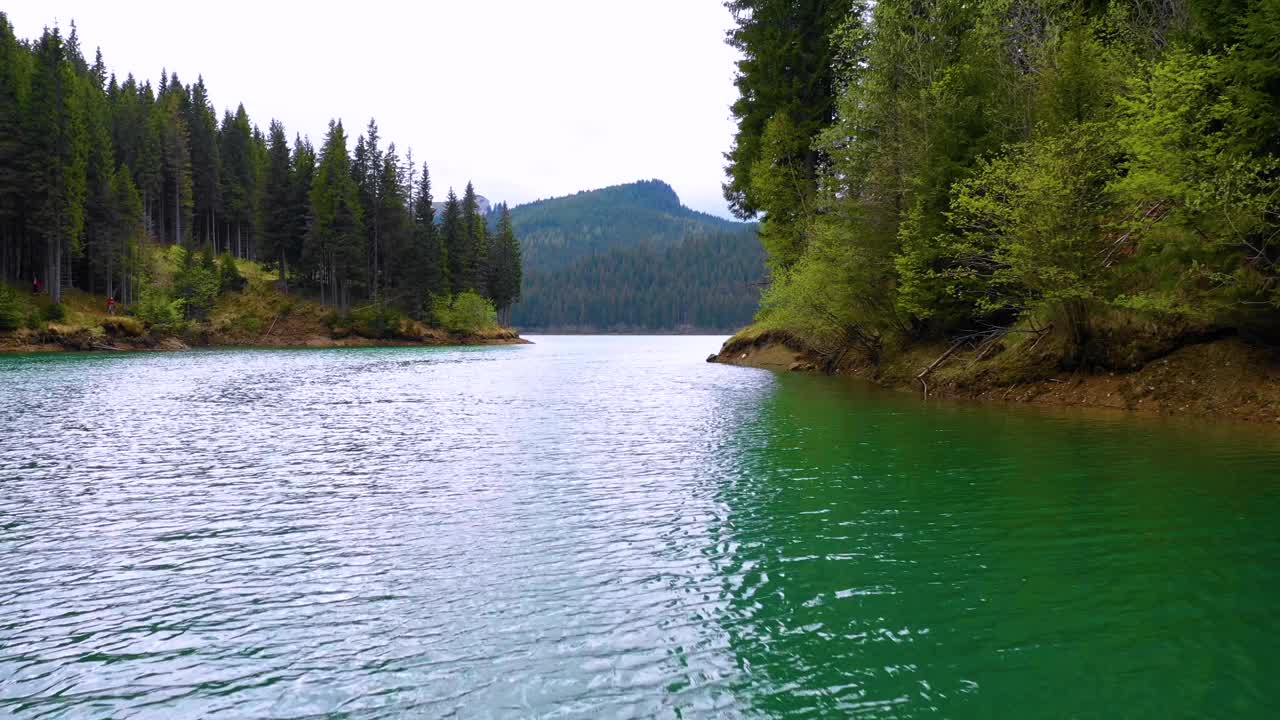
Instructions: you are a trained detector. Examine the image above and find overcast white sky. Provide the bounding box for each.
[5,0,742,217]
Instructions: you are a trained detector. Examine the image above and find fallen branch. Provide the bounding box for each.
[917,338,967,399]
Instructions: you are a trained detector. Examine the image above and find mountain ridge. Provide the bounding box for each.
[505,179,765,333]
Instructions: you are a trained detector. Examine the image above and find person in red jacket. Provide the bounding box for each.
[107,296,117,315]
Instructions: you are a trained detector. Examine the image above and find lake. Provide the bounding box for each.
[1,336,1277,718]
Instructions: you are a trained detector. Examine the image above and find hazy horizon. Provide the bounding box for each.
[4,0,745,219]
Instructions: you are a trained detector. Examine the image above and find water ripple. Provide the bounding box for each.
[1,337,1278,718]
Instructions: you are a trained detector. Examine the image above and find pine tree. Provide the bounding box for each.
[461,181,486,293]
[80,50,117,295]
[26,27,88,303]
[289,133,315,261]
[185,76,221,247]
[218,104,253,256]
[307,120,363,309]
[374,142,409,304]
[442,188,467,295]
[488,203,523,323]
[409,162,447,311]
[260,119,293,286]
[0,13,31,282]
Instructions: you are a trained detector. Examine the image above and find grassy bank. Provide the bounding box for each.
[711,322,1280,425]
[0,249,524,354]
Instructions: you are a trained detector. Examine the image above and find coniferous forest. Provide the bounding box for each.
[0,15,522,326]
[505,180,765,332]
[725,0,1280,363]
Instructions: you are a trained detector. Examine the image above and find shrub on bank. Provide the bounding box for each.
[325,304,415,340]
[219,253,245,293]
[131,287,183,330]
[0,285,25,331]
[100,316,145,338]
[431,292,498,335]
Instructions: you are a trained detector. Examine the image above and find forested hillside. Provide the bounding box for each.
[504,179,765,332]
[723,0,1280,368]
[0,14,521,328]
[507,180,747,272]
[514,231,764,332]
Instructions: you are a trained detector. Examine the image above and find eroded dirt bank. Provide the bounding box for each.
[710,329,1280,425]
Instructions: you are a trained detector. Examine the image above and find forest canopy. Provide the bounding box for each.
[0,14,521,325]
[724,0,1280,361]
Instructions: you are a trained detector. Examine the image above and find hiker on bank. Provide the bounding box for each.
[107,296,117,315]
[31,277,39,295]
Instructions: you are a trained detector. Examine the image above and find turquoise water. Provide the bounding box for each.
[1,336,1277,718]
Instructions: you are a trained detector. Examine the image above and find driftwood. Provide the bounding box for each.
[261,315,279,339]
[92,343,125,352]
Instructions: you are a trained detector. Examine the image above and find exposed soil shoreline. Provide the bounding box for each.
[709,329,1280,425]
[0,325,529,354]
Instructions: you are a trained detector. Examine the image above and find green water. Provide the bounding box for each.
[0,336,1277,718]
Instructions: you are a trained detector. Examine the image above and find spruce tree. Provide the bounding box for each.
[488,203,522,322]
[26,27,88,303]
[461,181,486,292]
[374,143,409,304]
[185,76,221,246]
[442,188,467,296]
[0,13,30,282]
[307,120,363,309]
[218,105,253,256]
[261,119,293,286]
[410,163,447,310]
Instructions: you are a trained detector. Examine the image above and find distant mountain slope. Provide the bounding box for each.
[506,180,765,333]
[508,179,750,273]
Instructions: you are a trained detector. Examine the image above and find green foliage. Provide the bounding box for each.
[0,15,516,332]
[130,285,182,329]
[486,204,523,316]
[0,284,24,331]
[170,247,221,321]
[722,0,851,218]
[936,125,1120,341]
[757,218,900,360]
[510,179,744,274]
[514,232,764,332]
[728,0,1280,359]
[327,303,412,340]
[750,113,815,270]
[218,252,245,292]
[42,302,66,322]
[431,292,497,335]
[505,179,760,330]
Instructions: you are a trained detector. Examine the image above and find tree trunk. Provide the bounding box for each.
[52,235,62,305]
[174,179,181,246]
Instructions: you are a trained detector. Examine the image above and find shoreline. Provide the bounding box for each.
[0,327,529,354]
[709,329,1280,425]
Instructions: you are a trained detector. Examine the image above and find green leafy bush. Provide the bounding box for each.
[172,249,221,321]
[0,285,24,331]
[431,292,498,334]
[130,286,183,329]
[326,304,413,340]
[43,303,66,322]
[219,253,245,293]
